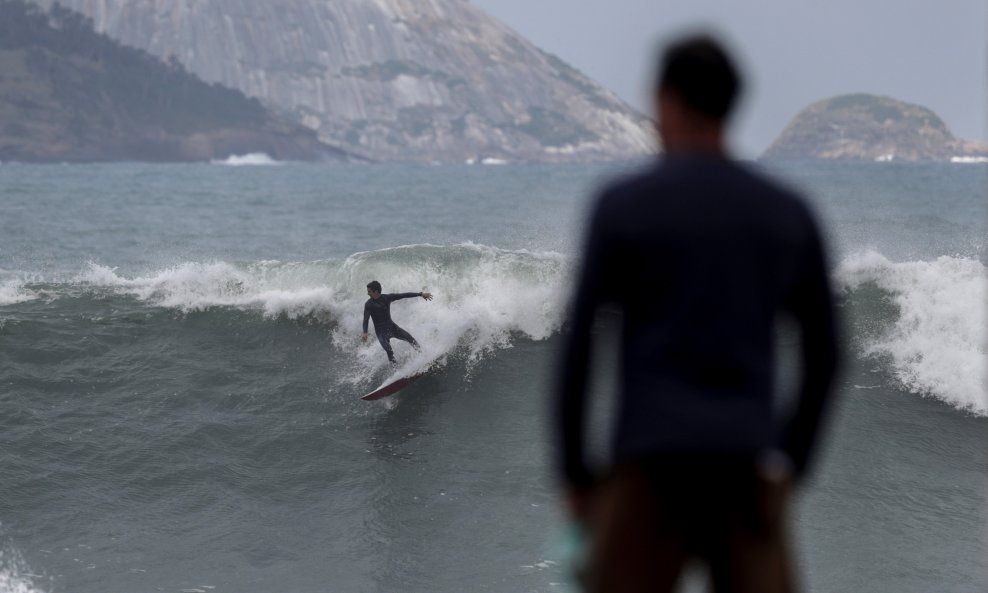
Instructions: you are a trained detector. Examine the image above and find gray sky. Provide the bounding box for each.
[471,0,987,157]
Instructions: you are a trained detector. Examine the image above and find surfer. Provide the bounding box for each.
[361,280,433,364]
[555,35,840,593]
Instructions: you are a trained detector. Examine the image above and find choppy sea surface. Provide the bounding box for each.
[1,159,985,593]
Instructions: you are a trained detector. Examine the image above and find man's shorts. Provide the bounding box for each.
[584,454,795,593]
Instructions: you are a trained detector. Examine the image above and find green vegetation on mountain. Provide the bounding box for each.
[761,94,988,162]
[0,0,342,162]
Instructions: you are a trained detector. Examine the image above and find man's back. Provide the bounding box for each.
[558,155,838,482]
[556,34,840,593]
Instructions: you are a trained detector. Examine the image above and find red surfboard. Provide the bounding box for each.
[361,373,425,401]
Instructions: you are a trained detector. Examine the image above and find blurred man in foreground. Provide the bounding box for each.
[555,34,840,593]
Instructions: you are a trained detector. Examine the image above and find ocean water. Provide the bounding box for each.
[0,159,985,593]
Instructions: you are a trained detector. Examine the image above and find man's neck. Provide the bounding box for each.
[662,128,726,157]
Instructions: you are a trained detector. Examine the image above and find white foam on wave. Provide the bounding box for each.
[75,261,339,318]
[950,156,988,164]
[0,280,38,306]
[837,250,987,416]
[71,243,571,386]
[333,243,569,384]
[0,545,46,593]
[210,152,280,166]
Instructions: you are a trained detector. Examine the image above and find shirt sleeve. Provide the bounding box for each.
[783,215,841,480]
[555,196,616,489]
[389,292,422,301]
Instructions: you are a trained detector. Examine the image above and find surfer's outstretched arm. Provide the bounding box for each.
[390,291,433,301]
[556,197,617,502]
[783,223,841,481]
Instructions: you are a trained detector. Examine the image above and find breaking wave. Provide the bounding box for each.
[837,250,987,416]
[6,244,984,415]
[67,243,570,388]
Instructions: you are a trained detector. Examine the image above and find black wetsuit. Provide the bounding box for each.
[363,292,422,362]
[556,156,840,489]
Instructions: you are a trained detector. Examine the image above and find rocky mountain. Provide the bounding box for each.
[0,0,344,163]
[762,94,988,162]
[31,0,654,163]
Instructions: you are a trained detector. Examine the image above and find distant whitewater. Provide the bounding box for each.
[211,153,280,166]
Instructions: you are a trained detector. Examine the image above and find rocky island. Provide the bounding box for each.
[31,0,654,163]
[0,0,344,163]
[761,94,988,162]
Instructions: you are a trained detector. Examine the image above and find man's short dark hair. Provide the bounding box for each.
[367,280,382,293]
[656,34,741,120]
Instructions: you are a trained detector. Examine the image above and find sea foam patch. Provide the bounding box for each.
[837,250,988,416]
[210,152,280,166]
[0,544,45,593]
[0,280,37,306]
[76,261,339,318]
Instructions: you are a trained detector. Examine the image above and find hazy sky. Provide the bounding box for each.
[472,0,987,157]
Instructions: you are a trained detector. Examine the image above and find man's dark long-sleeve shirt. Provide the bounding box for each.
[556,156,840,488]
[363,293,421,334]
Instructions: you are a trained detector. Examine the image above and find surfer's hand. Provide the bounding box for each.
[421,292,433,301]
[361,333,368,343]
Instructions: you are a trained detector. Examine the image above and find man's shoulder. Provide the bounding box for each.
[592,158,816,228]
[729,160,802,197]
[595,158,783,199]
[590,163,664,218]
[597,162,664,198]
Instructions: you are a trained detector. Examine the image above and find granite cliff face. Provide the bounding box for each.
[762,94,988,162]
[0,0,343,163]
[33,0,653,163]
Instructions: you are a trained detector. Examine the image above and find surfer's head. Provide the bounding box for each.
[367,280,382,299]
[653,34,741,154]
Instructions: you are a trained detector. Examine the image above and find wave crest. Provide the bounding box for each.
[68,244,569,384]
[0,280,38,306]
[837,251,987,416]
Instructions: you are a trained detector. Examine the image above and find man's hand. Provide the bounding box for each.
[361,333,368,343]
[422,292,433,301]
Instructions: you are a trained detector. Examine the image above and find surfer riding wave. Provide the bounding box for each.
[361,280,433,364]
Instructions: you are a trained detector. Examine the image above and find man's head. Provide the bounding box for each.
[367,280,382,299]
[653,34,741,154]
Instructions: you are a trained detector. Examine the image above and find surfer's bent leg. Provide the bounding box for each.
[375,331,396,363]
[391,325,420,350]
